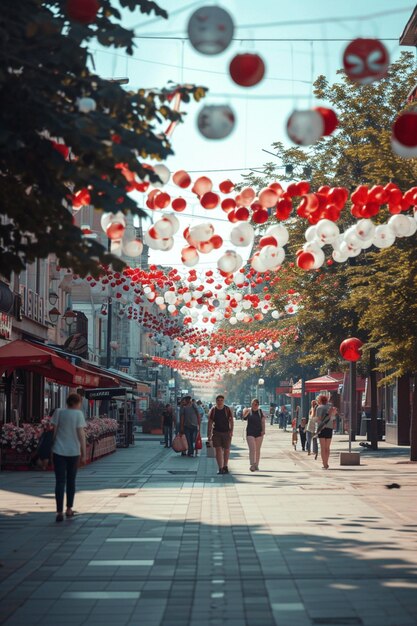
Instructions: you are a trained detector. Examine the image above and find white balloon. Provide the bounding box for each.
[271,310,280,319]
[266,224,289,247]
[343,226,362,249]
[187,6,234,55]
[122,240,143,257]
[189,223,214,243]
[155,296,164,305]
[163,213,180,234]
[316,219,339,244]
[154,218,174,238]
[251,252,267,273]
[218,251,238,273]
[230,222,254,246]
[153,164,170,188]
[229,317,237,325]
[287,109,324,146]
[388,214,413,237]
[373,225,395,249]
[406,216,417,236]
[305,225,317,242]
[391,137,417,159]
[303,241,324,254]
[197,105,235,140]
[355,219,375,241]
[311,248,325,268]
[234,272,245,286]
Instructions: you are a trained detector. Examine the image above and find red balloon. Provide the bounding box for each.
[314,107,338,136]
[172,197,187,212]
[259,236,278,247]
[66,0,99,23]
[173,170,191,188]
[200,191,220,209]
[210,235,223,249]
[221,198,237,213]
[192,176,213,196]
[154,192,171,209]
[339,337,363,362]
[234,206,250,221]
[229,53,265,87]
[343,38,389,84]
[252,209,269,224]
[296,252,316,270]
[392,111,417,148]
[219,179,235,193]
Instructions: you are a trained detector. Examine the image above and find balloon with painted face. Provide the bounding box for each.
[287,110,324,146]
[343,38,389,84]
[197,105,236,140]
[187,6,234,55]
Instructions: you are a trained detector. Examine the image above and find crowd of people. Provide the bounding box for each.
[165,393,339,475]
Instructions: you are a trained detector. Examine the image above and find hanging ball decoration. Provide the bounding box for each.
[187,6,234,55]
[343,38,389,84]
[182,246,200,267]
[77,97,97,113]
[153,164,171,188]
[173,170,192,188]
[219,179,235,194]
[372,224,395,249]
[200,191,220,209]
[122,240,144,257]
[66,0,99,23]
[192,176,213,196]
[287,110,324,146]
[339,337,363,362]
[296,251,316,270]
[172,197,187,212]
[229,53,265,87]
[314,107,338,135]
[230,222,254,247]
[391,110,417,158]
[197,105,236,140]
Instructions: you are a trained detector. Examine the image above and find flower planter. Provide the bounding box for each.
[1,449,33,471]
[92,435,116,461]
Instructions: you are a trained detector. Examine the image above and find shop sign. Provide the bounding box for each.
[0,312,12,339]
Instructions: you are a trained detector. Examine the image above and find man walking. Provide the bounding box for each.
[208,395,234,475]
[161,403,175,448]
[180,396,200,457]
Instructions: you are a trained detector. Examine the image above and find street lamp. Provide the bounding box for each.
[258,377,265,403]
[48,307,61,325]
[340,337,363,466]
[48,291,59,306]
[63,308,77,331]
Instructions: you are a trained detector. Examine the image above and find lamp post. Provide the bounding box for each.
[257,378,264,403]
[340,337,363,466]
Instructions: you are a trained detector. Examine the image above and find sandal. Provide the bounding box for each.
[65,510,76,518]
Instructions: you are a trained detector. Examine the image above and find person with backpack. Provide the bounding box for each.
[180,396,200,457]
[243,398,266,472]
[208,395,234,475]
[315,394,337,469]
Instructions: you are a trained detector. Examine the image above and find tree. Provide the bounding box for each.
[0,1,205,278]
[239,53,417,454]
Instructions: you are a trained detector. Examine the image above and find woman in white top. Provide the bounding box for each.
[306,399,318,459]
[51,393,86,522]
[315,394,337,470]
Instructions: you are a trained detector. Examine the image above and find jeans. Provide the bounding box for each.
[306,431,318,455]
[53,453,79,513]
[184,425,198,456]
[164,425,173,447]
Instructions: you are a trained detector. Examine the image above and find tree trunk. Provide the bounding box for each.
[369,348,378,450]
[410,373,417,462]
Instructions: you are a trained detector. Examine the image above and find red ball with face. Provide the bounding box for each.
[339,337,363,362]
[343,38,389,84]
[67,0,99,23]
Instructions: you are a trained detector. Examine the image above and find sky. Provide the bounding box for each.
[89,0,416,270]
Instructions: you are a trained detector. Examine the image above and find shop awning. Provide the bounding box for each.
[0,340,76,385]
[305,374,344,393]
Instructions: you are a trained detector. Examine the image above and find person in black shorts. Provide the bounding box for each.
[316,394,337,469]
[208,395,233,475]
[243,399,266,472]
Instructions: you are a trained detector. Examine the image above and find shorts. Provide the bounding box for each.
[318,428,333,439]
[212,431,231,449]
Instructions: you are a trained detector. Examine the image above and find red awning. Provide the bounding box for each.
[305,374,343,393]
[0,340,76,385]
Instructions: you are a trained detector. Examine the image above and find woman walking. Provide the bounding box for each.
[243,399,265,472]
[316,394,337,470]
[306,399,318,459]
[51,393,86,522]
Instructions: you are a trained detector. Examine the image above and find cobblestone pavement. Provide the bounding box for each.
[1,422,417,626]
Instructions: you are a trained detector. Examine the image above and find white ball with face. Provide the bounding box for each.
[197,105,236,140]
[188,6,234,55]
[287,110,324,146]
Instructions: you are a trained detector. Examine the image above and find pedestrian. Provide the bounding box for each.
[161,403,175,448]
[180,396,200,457]
[196,400,207,438]
[315,394,337,469]
[243,398,265,472]
[269,403,275,426]
[35,418,54,470]
[208,394,234,475]
[298,417,307,451]
[306,399,318,459]
[51,393,86,523]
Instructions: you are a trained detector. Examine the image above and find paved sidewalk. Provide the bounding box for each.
[1,424,417,626]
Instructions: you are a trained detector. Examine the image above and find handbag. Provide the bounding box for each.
[172,433,188,453]
[206,441,216,458]
[195,431,202,450]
